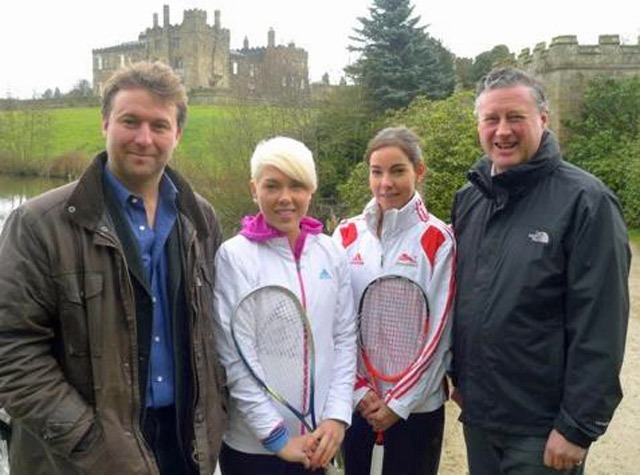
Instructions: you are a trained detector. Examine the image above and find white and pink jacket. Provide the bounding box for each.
[213,213,357,454]
[332,192,455,419]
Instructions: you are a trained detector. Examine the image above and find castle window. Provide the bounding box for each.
[282,76,287,87]
[249,65,255,77]
[233,62,238,75]
[120,55,126,66]
[97,55,103,71]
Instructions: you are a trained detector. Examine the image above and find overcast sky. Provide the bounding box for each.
[2,0,639,98]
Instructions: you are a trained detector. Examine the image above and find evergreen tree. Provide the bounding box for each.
[347,0,455,113]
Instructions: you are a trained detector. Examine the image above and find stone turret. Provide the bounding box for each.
[518,35,640,142]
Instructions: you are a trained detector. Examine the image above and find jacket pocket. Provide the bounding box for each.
[55,272,104,402]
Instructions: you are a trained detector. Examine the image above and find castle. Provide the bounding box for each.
[518,34,640,141]
[92,5,309,104]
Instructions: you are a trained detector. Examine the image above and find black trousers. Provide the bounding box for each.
[463,424,586,475]
[219,442,325,475]
[142,406,197,475]
[342,406,444,475]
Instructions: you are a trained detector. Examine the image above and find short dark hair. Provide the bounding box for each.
[101,61,188,129]
[364,126,423,169]
[475,67,548,115]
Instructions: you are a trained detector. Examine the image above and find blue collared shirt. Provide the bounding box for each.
[104,167,178,408]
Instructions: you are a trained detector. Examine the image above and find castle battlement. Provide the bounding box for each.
[519,35,640,70]
[517,34,640,143]
[182,9,208,25]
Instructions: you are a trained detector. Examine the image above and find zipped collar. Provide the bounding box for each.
[239,212,323,260]
[363,192,429,239]
[468,130,562,199]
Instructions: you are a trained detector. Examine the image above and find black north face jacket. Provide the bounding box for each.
[451,131,630,448]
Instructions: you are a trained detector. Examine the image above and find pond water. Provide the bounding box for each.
[0,175,67,232]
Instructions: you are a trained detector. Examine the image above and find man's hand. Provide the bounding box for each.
[308,419,346,469]
[276,434,317,468]
[543,429,587,471]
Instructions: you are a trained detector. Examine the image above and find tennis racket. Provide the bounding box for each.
[357,275,430,475]
[231,285,317,433]
[231,285,345,474]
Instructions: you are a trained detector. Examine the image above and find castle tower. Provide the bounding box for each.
[519,34,640,142]
[268,28,275,48]
[92,5,309,102]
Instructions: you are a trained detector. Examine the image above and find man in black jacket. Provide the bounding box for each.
[451,67,630,474]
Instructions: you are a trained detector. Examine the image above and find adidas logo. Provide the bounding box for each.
[319,269,332,280]
[397,252,417,266]
[350,253,364,265]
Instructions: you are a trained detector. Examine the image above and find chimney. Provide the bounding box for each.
[163,5,170,27]
[268,27,275,48]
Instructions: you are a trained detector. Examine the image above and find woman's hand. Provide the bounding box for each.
[308,419,346,469]
[276,433,318,468]
[365,402,400,432]
[356,389,383,418]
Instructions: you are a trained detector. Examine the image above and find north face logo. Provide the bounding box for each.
[528,230,550,244]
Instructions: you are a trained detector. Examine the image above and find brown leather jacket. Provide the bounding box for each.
[0,153,228,474]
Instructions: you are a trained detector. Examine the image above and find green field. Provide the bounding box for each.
[0,103,312,174]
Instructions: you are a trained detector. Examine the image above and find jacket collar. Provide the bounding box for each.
[363,191,429,238]
[239,213,323,242]
[65,151,210,239]
[468,130,562,199]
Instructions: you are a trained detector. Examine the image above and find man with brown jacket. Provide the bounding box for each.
[0,61,227,474]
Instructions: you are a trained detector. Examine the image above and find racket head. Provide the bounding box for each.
[231,285,316,430]
[357,275,430,384]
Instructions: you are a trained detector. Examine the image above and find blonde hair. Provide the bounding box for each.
[250,137,317,192]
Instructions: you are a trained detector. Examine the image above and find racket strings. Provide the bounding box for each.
[234,288,314,423]
[359,278,429,380]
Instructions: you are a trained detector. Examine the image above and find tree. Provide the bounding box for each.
[347,0,455,113]
[300,84,380,215]
[338,91,481,221]
[564,76,640,227]
[66,79,93,98]
[455,45,516,91]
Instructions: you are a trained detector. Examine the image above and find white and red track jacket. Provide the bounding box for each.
[332,192,455,419]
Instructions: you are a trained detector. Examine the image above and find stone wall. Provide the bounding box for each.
[518,35,640,142]
[92,4,309,104]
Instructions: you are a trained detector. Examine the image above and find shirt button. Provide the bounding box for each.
[139,225,146,231]
[152,296,157,303]
[157,376,163,382]
[131,197,138,204]
[154,336,160,343]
